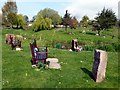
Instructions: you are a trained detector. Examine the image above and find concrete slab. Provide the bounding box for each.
[46,58,58,62]
[49,62,61,69]
[46,58,61,69]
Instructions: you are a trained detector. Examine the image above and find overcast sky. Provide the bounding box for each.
[0,0,119,21]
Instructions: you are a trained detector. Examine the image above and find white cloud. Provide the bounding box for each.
[1,0,76,2]
[62,0,119,21]
[0,10,2,14]
[118,1,120,20]
[1,0,119,21]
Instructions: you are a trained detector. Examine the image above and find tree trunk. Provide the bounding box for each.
[17,23,18,29]
[65,25,67,31]
[12,25,13,28]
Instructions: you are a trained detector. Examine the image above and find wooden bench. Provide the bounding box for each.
[30,39,48,65]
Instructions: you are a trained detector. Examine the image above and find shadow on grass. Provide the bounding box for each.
[81,68,95,81]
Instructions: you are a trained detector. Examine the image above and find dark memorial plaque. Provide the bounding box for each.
[71,39,78,51]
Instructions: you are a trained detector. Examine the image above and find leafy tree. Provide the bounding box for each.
[17,14,26,29]
[119,20,120,27]
[38,8,62,25]
[32,14,52,32]
[30,15,37,22]
[88,20,93,25]
[69,17,78,29]
[0,13,2,27]
[80,15,89,27]
[24,15,29,22]
[95,8,117,30]
[63,10,71,31]
[93,8,117,36]
[2,0,17,27]
[45,18,52,30]
[7,12,18,28]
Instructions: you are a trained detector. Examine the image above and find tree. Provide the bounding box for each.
[117,20,120,28]
[38,8,62,25]
[80,15,89,27]
[2,0,17,27]
[0,13,2,27]
[45,18,52,30]
[24,15,29,22]
[95,8,117,30]
[7,12,18,28]
[69,17,78,29]
[63,10,71,31]
[93,8,117,36]
[30,15,37,22]
[32,14,52,32]
[17,14,26,29]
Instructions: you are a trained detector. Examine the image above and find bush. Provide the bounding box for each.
[56,43,62,49]
[84,43,118,52]
[83,45,95,51]
[45,43,51,47]
[104,45,115,52]
[86,31,96,35]
[111,43,119,52]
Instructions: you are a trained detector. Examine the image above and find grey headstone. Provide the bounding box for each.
[92,49,108,83]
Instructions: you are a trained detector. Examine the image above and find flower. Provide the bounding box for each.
[59,81,61,84]
[86,80,88,82]
[7,81,9,83]
[26,73,27,76]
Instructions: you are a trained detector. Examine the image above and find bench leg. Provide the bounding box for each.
[31,59,37,65]
[44,59,46,64]
[6,40,8,44]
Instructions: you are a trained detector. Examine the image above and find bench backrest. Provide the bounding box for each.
[30,39,48,60]
[30,43,35,57]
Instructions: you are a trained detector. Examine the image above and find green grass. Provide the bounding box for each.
[2,27,119,88]
[2,27,118,45]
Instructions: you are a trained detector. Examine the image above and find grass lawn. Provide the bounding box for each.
[1,27,119,88]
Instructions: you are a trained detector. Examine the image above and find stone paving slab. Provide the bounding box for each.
[49,62,61,69]
[46,58,58,62]
[46,58,61,69]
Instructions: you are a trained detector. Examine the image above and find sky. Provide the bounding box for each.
[0,0,119,21]
[118,1,120,20]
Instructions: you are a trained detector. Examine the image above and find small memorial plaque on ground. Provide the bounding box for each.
[46,58,61,69]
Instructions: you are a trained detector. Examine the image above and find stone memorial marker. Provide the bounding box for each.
[72,39,78,51]
[92,49,108,83]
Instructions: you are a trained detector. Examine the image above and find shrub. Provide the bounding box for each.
[45,43,51,47]
[83,45,95,51]
[84,44,118,52]
[86,31,96,35]
[56,43,62,49]
[111,43,119,52]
